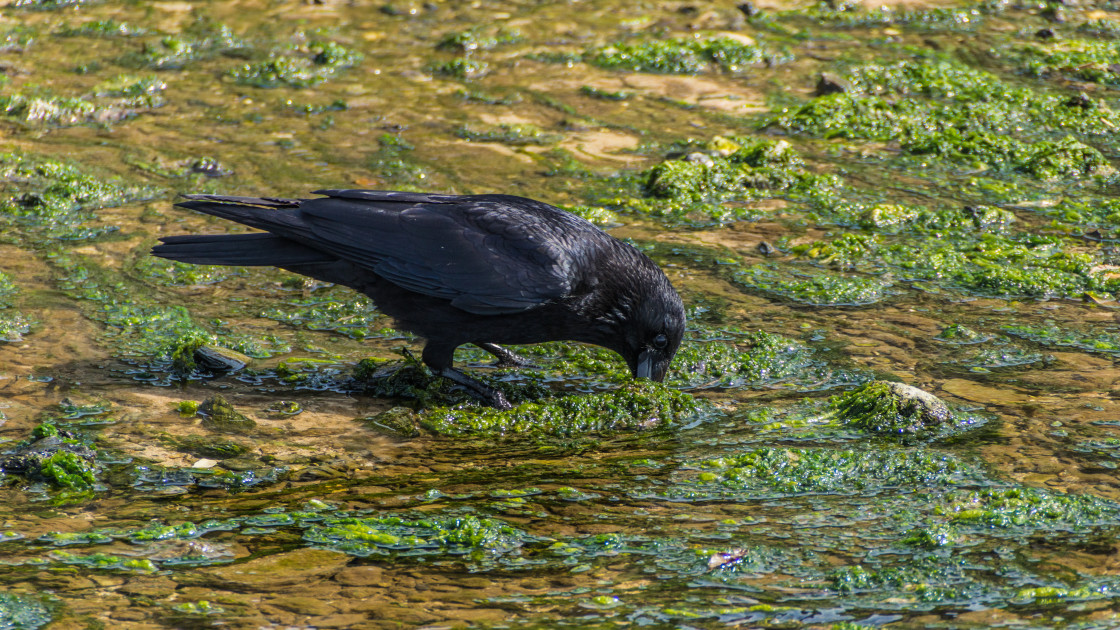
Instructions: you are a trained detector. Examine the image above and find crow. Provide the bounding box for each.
[151,190,686,409]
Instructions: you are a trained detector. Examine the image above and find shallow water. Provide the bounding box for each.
[3,0,1120,628]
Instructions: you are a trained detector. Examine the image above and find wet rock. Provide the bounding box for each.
[193,345,252,373]
[815,72,852,96]
[684,151,715,167]
[198,395,256,433]
[1035,27,1056,40]
[832,380,953,436]
[200,548,351,590]
[1065,92,1094,110]
[0,427,100,489]
[359,407,420,438]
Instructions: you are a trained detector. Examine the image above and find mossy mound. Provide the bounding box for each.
[198,395,256,433]
[420,381,705,438]
[831,381,957,437]
[0,423,100,489]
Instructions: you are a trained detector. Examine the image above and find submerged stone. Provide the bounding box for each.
[192,345,252,373]
[832,381,953,436]
[198,395,256,433]
[0,425,100,489]
[359,407,421,438]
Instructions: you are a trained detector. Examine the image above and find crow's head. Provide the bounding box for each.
[618,272,685,383]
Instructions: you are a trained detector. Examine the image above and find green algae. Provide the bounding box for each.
[945,486,1120,530]
[732,264,893,306]
[0,270,31,343]
[1003,323,1120,356]
[791,227,1120,300]
[830,381,981,439]
[613,136,838,226]
[437,26,520,52]
[228,40,361,88]
[1017,38,1120,85]
[55,18,146,37]
[304,514,526,558]
[420,381,704,438]
[0,151,158,242]
[579,85,634,101]
[427,57,489,79]
[198,395,256,433]
[0,593,52,630]
[38,451,97,489]
[123,19,244,69]
[455,123,562,145]
[260,291,400,340]
[50,551,157,572]
[588,36,789,74]
[691,447,976,495]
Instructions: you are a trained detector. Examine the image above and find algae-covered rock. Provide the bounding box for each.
[420,381,704,438]
[359,407,421,438]
[198,395,256,433]
[832,381,952,436]
[0,424,100,489]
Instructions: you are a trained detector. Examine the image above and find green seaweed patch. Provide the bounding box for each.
[731,264,893,306]
[580,85,634,101]
[0,151,158,242]
[588,35,789,74]
[304,513,527,561]
[436,26,520,52]
[794,230,1120,300]
[426,58,489,80]
[0,75,166,126]
[1003,323,1120,355]
[38,451,98,489]
[419,381,706,438]
[55,18,147,37]
[830,381,979,439]
[904,132,1114,181]
[0,593,53,630]
[228,40,361,88]
[123,19,245,69]
[130,463,286,491]
[935,324,990,344]
[687,447,978,497]
[945,486,1120,531]
[773,87,1120,146]
[198,395,256,433]
[50,550,157,572]
[1018,38,1120,85]
[616,136,838,226]
[455,123,562,145]
[260,291,401,340]
[0,310,32,342]
[828,560,962,595]
[671,330,862,392]
[132,255,242,287]
[0,423,102,490]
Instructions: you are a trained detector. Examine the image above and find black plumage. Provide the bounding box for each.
[152,189,686,409]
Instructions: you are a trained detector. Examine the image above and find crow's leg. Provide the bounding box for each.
[475,342,533,368]
[423,342,512,410]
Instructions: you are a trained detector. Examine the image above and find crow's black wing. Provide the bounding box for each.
[295,190,594,315]
[169,190,599,316]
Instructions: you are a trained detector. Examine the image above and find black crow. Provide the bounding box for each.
[151,190,686,409]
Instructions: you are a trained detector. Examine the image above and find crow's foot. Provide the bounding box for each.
[436,367,513,410]
[476,342,535,368]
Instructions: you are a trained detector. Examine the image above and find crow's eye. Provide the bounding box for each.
[652,333,668,349]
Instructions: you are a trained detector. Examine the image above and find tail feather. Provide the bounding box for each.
[152,233,334,266]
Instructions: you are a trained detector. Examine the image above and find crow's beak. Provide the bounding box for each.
[636,349,653,379]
